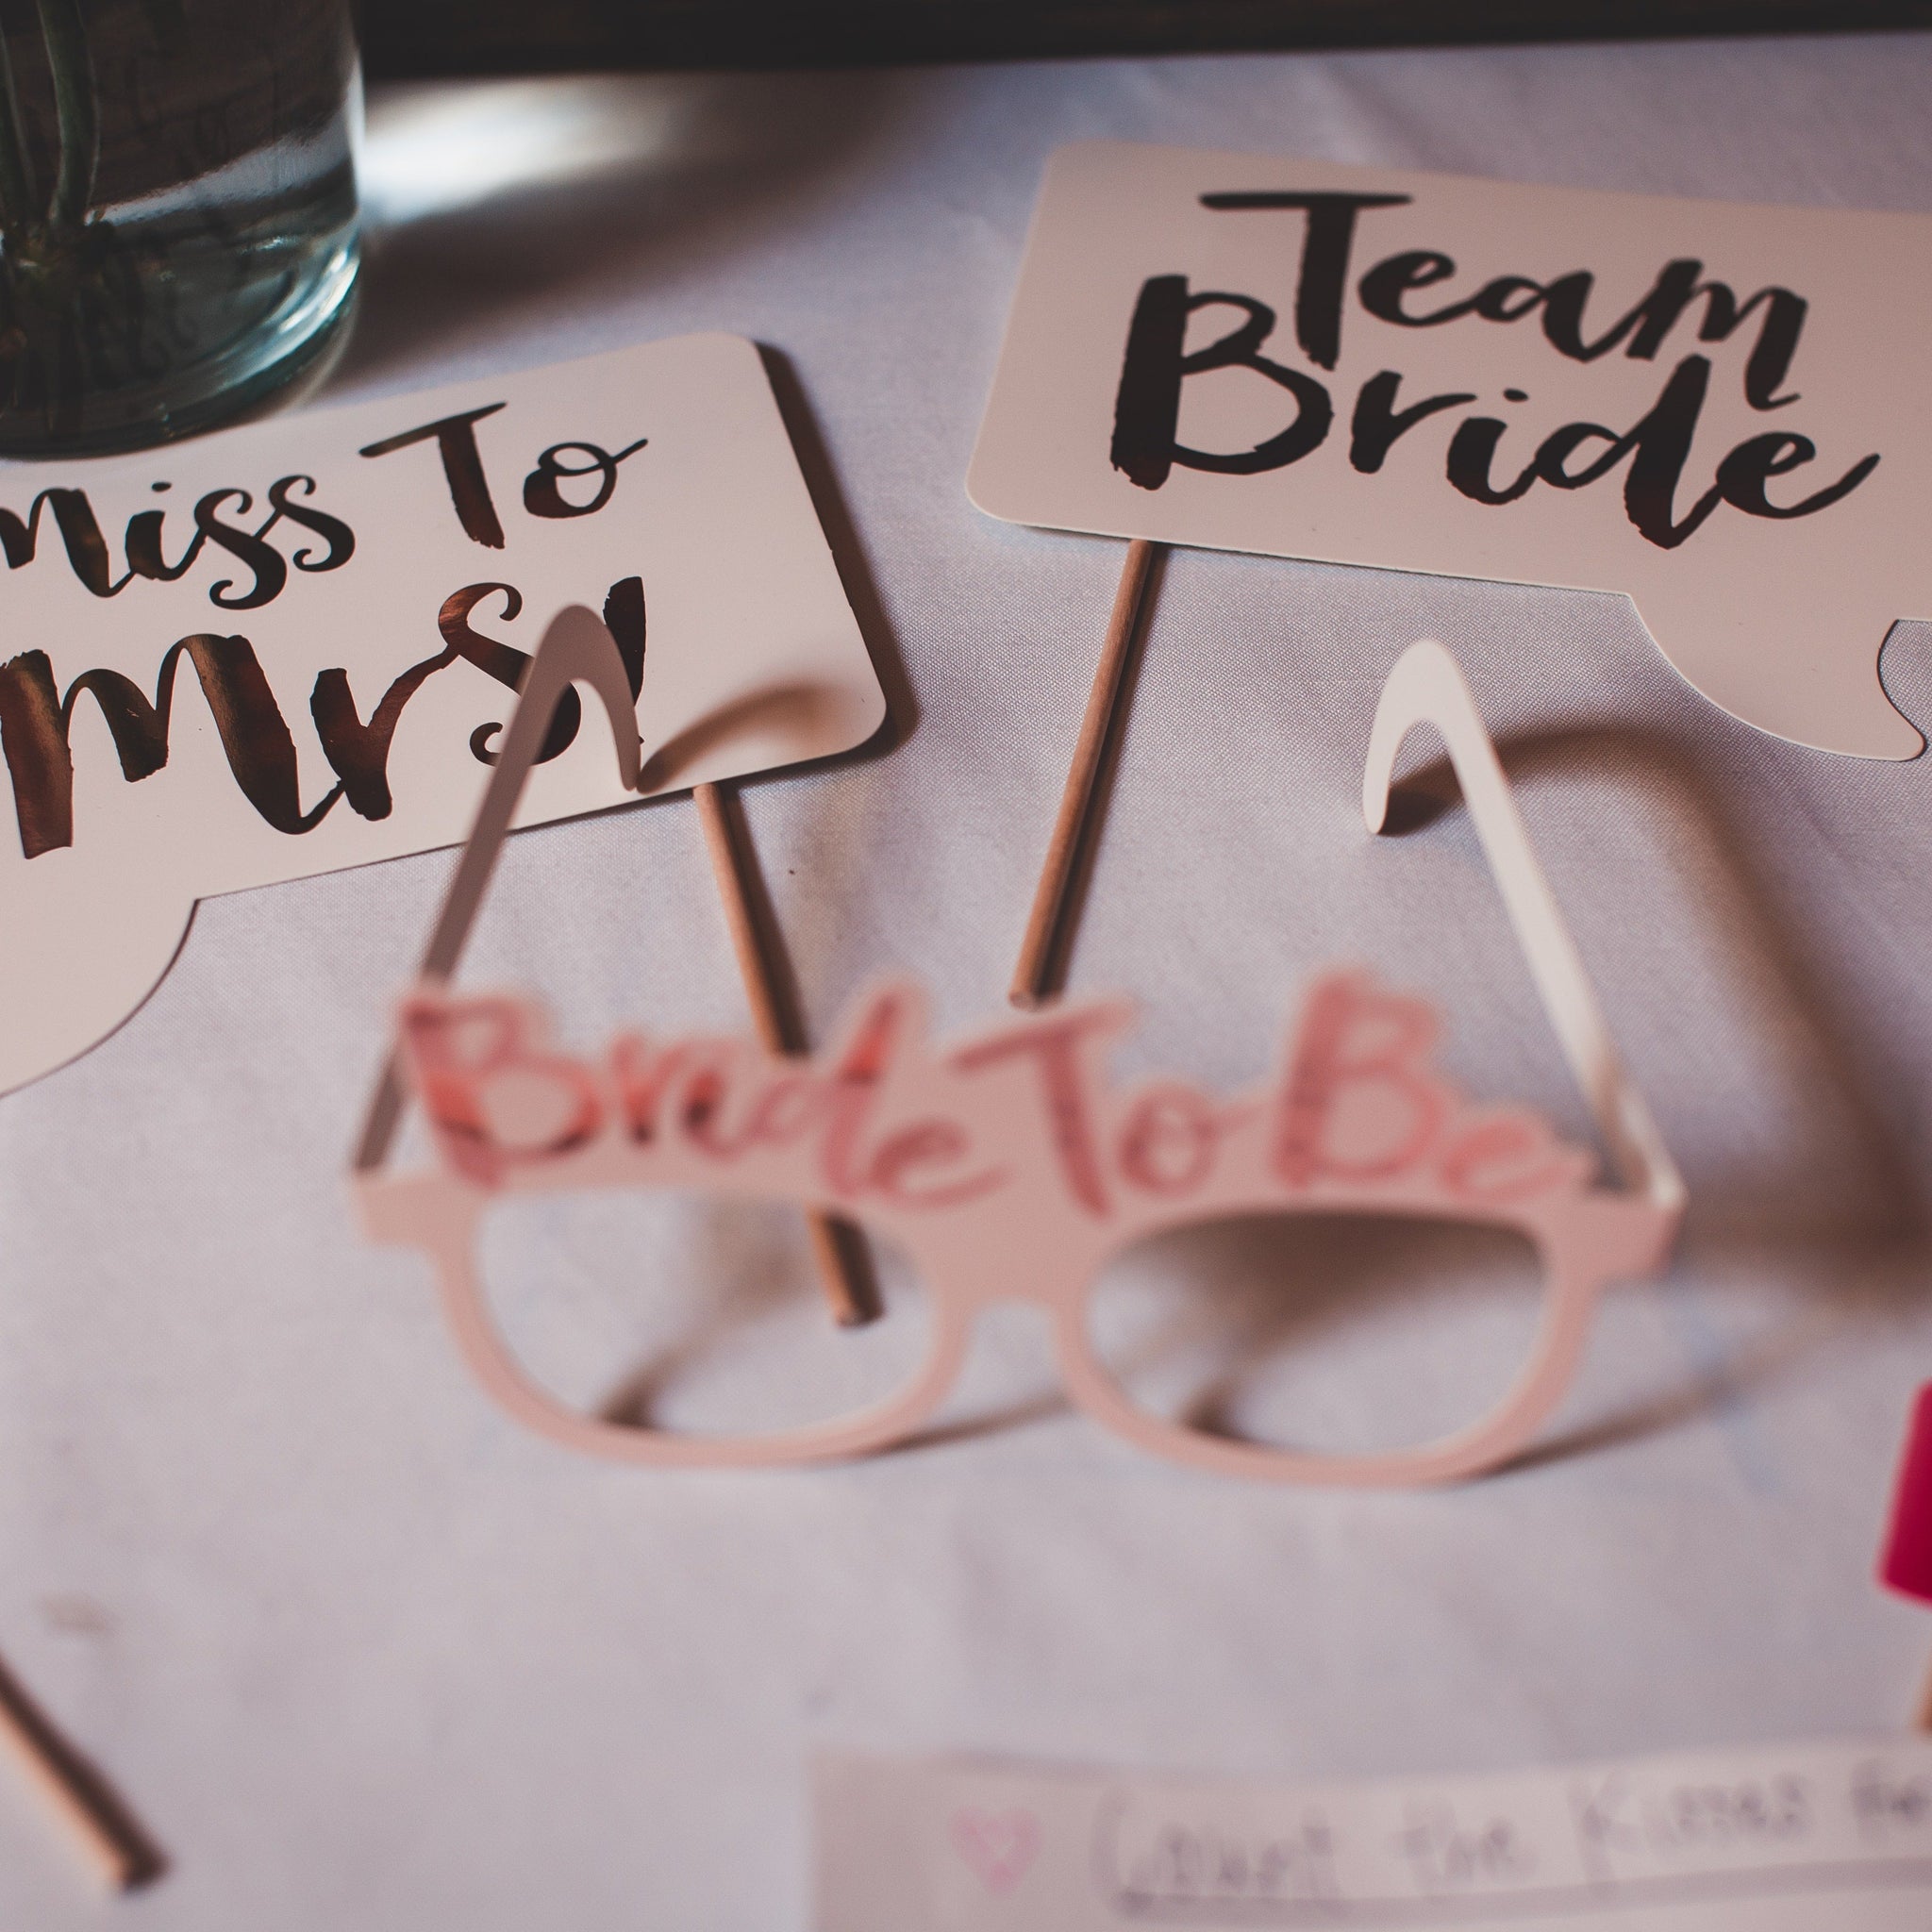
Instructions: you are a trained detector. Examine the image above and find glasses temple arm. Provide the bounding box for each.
[1360,639,1684,1211]
[352,605,643,1174]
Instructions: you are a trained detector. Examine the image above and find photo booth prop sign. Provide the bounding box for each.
[0,334,885,1093]
[353,622,1682,1486]
[970,141,1930,763]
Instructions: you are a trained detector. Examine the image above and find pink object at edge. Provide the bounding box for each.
[1881,1383,1932,1602]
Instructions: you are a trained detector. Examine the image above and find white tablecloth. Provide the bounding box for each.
[5,30,1932,1927]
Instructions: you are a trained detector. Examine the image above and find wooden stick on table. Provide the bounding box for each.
[1010,538,1161,1008]
[0,1648,159,1890]
[694,779,879,1327]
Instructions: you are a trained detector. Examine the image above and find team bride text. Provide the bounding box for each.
[1110,191,1877,547]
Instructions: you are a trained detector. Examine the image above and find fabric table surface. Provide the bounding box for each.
[4,30,1932,1928]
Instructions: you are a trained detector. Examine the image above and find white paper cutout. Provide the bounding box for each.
[816,1738,1932,1930]
[0,334,885,1091]
[969,141,1932,761]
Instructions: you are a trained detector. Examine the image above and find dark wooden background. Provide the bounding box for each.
[358,0,1932,80]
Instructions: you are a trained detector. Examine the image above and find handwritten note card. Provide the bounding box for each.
[0,333,883,1092]
[970,142,1932,761]
[816,1737,1932,1929]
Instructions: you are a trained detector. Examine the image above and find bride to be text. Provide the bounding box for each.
[393,970,1619,1260]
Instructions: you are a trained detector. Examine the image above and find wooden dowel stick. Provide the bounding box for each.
[1010,537,1159,1008]
[0,1654,153,1890]
[696,780,791,1056]
[1913,1650,1932,1731]
[694,779,877,1327]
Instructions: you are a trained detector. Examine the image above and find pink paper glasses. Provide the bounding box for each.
[352,609,1684,1485]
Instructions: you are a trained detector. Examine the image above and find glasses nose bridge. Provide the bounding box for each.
[935,1220,1107,1318]
[1002,1270,1065,1312]
[945,1264,1055,1314]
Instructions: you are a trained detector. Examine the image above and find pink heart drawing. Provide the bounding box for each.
[950,1807,1041,1895]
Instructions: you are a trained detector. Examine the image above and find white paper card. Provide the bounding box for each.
[816,1737,1932,1929]
[969,141,1932,761]
[0,333,884,1091]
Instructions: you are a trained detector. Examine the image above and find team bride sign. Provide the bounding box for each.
[0,335,884,1091]
[970,141,1932,760]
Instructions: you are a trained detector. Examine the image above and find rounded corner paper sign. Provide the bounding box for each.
[0,331,885,1093]
[968,140,1930,763]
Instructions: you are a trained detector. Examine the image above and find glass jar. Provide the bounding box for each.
[0,0,359,456]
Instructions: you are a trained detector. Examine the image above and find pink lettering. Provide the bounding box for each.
[676,1059,824,1162]
[821,990,908,1195]
[400,993,601,1187]
[1117,1083,1223,1195]
[745,1072,822,1146]
[954,1007,1117,1216]
[398,977,1606,1258]
[1274,974,1447,1188]
[869,1120,1005,1208]
[1440,1114,1591,1203]
[609,1033,682,1144]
